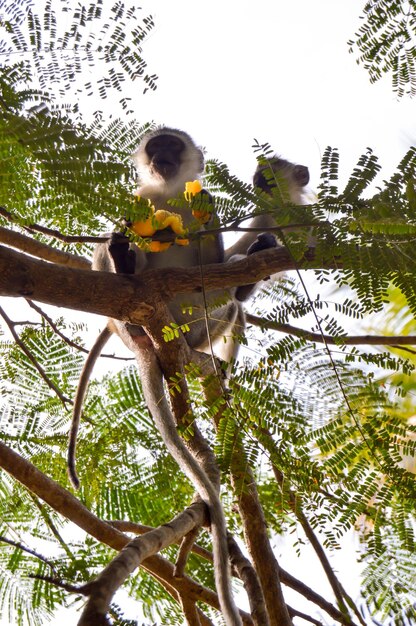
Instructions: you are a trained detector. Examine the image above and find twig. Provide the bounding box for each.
[174,526,200,578]
[28,574,83,594]
[0,305,71,407]
[287,607,323,625]
[270,464,357,624]
[30,495,74,561]
[279,566,358,625]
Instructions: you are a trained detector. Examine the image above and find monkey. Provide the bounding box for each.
[69,127,252,626]
[67,129,310,625]
[226,155,310,301]
[225,155,310,262]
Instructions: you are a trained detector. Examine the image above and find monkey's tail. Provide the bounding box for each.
[135,345,243,626]
[68,325,113,489]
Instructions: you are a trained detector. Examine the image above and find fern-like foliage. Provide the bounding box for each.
[0,0,157,109]
[348,0,416,97]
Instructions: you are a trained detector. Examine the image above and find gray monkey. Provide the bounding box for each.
[68,129,310,625]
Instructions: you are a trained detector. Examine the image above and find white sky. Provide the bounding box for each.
[127,0,416,188]
[4,1,416,624]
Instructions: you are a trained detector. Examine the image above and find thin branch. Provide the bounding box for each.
[28,574,82,594]
[279,566,358,626]
[30,495,74,561]
[174,526,200,578]
[0,535,57,574]
[26,300,133,361]
[246,313,416,346]
[270,464,359,624]
[0,206,102,244]
[287,607,323,626]
[0,305,71,407]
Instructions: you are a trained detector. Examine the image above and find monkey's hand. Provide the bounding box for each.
[246,232,277,255]
[108,232,136,274]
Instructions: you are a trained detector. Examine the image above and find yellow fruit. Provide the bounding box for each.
[131,218,156,237]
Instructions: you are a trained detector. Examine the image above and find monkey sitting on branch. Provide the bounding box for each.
[67,127,310,626]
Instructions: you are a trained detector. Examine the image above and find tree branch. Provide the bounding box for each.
[0,206,102,244]
[0,441,252,623]
[0,226,91,269]
[109,520,213,562]
[79,503,214,626]
[0,244,323,323]
[246,314,416,347]
[0,305,71,406]
[26,300,133,361]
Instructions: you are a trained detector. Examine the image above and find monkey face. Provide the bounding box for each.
[145,134,186,180]
[292,164,310,186]
[253,157,310,193]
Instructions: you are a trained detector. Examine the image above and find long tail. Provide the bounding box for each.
[68,325,112,489]
[135,344,242,626]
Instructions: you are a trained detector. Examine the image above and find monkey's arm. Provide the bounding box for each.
[68,324,113,489]
[234,233,278,302]
[223,212,278,262]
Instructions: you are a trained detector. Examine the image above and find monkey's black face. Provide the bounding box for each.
[145,134,186,180]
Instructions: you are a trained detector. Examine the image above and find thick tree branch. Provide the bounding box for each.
[0,244,322,322]
[109,520,213,562]
[79,504,222,626]
[111,519,349,625]
[227,535,270,626]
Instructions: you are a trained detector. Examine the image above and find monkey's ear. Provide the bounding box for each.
[293,165,310,187]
